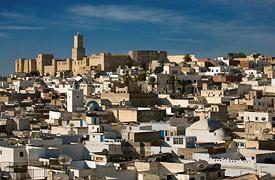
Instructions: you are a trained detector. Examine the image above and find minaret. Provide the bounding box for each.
[72,32,85,60]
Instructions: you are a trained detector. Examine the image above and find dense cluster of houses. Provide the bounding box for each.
[1,34,275,179]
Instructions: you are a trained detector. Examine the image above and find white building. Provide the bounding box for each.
[186,119,231,143]
[205,67,224,76]
[165,135,196,148]
[194,149,275,176]
[243,111,275,122]
[163,64,181,75]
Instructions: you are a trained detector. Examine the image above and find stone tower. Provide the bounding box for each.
[72,32,85,60]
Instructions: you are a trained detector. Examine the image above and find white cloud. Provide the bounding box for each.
[160,37,204,43]
[0,11,33,20]
[68,5,184,23]
[0,25,44,30]
[202,0,275,5]
[0,32,11,37]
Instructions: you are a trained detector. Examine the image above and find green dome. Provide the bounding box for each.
[86,101,99,108]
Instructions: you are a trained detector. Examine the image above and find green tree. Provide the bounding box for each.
[29,70,39,77]
[179,80,187,94]
[148,76,158,92]
[184,54,192,62]
[122,74,132,88]
[168,75,176,93]
[136,73,147,81]
[228,52,246,59]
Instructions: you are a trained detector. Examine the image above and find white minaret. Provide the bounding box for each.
[67,81,84,112]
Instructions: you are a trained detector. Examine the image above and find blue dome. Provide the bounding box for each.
[86,101,99,108]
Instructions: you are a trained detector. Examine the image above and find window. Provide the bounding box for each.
[218,172,221,177]
[0,150,2,155]
[166,137,170,141]
[200,177,205,180]
[272,117,275,121]
[187,138,195,144]
[190,178,195,180]
[173,138,183,144]
[170,132,174,136]
[255,117,258,121]
[20,152,23,157]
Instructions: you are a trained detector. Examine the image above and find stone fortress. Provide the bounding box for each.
[15,33,169,76]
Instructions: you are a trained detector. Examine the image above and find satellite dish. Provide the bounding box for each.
[76,113,82,118]
[58,154,71,171]
[22,131,30,138]
[68,129,76,135]
[58,154,71,165]
[8,138,18,146]
[105,162,113,167]
[18,138,28,145]
[31,132,42,139]
[75,177,84,180]
[102,149,109,155]
[193,160,208,171]
[263,128,270,134]
[53,173,69,180]
[0,133,7,137]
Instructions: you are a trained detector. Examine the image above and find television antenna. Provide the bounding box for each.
[68,123,76,135]
[68,129,76,135]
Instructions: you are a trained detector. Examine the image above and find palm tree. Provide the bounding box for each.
[184,54,192,62]
[168,75,176,93]
[179,80,187,94]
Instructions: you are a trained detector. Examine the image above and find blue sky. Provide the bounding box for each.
[1,0,275,75]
